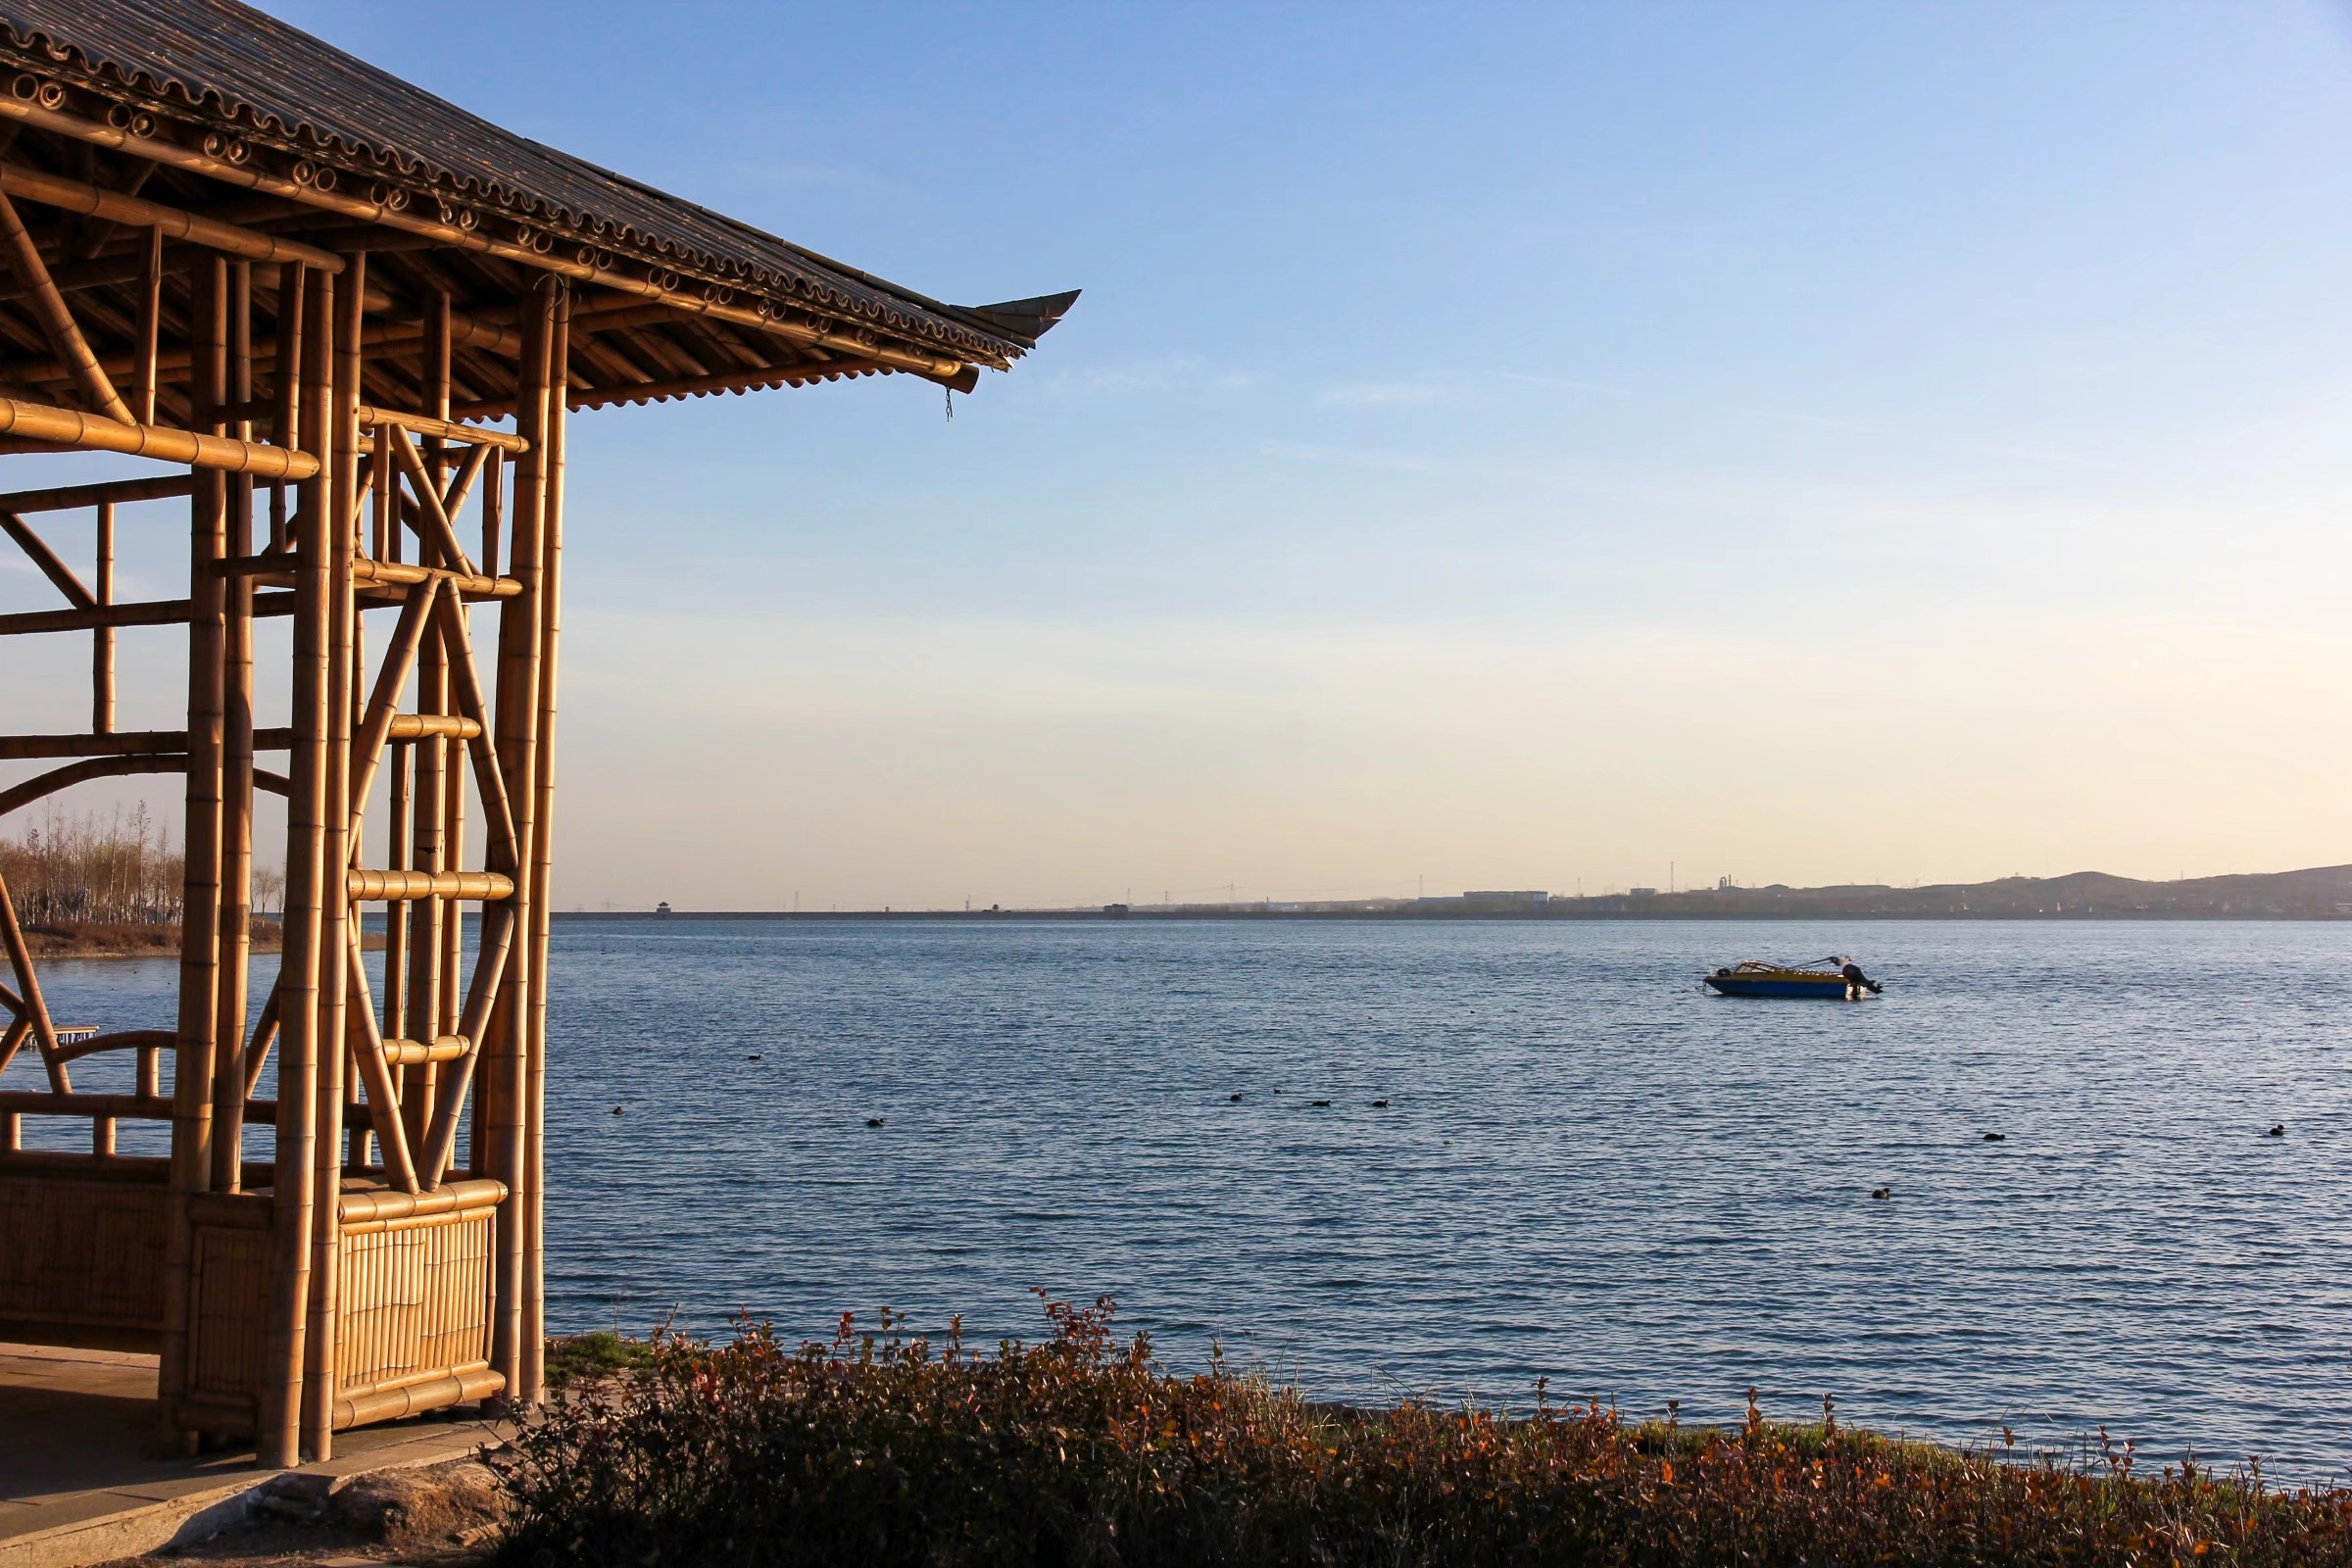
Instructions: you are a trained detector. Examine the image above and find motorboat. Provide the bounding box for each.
[1703,957,1881,1000]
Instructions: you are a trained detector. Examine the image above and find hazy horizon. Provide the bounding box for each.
[9,2,2352,910]
[569,858,2352,916]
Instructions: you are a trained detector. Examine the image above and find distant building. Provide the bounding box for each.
[1462,890,1548,910]
[1628,887,1657,899]
[1102,903,1132,918]
[656,901,672,916]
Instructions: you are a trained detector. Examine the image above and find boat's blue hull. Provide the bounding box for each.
[1705,976,1853,999]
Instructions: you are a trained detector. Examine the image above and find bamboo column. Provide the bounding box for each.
[159,253,229,1439]
[90,500,111,732]
[401,293,454,1148]
[440,695,466,1069]
[214,260,257,1193]
[485,282,554,1399]
[133,225,161,425]
[520,285,569,1403]
[260,263,329,1472]
[380,383,408,1051]
[303,251,365,1462]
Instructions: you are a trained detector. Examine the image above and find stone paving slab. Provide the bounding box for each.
[0,1346,504,1568]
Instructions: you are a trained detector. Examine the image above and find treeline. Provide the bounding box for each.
[0,806,183,926]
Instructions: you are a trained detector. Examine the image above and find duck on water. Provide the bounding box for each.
[1704,956,1882,1000]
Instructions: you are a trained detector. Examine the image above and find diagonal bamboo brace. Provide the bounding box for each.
[0,188,132,424]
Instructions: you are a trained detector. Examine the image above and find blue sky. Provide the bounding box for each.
[17,2,2352,906]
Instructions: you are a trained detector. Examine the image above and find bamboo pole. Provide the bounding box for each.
[0,309,525,393]
[480,451,504,578]
[260,265,333,1472]
[272,264,305,553]
[0,395,319,477]
[0,475,193,514]
[485,283,554,1399]
[345,937,417,1193]
[160,253,229,1440]
[347,868,514,901]
[134,225,161,425]
[0,509,94,605]
[440,697,466,1047]
[0,600,200,637]
[369,418,393,563]
[384,761,409,1035]
[0,755,188,819]
[403,619,445,1156]
[91,502,113,731]
[0,163,346,271]
[430,584,522,889]
[0,730,240,759]
[345,580,441,842]
[386,429,475,577]
[0,187,131,424]
[385,714,480,741]
[360,406,529,455]
[520,288,568,1402]
[242,980,282,1100]
[0,872,67,1092]
[417,902,515,1189]
[214,260,257,1194]
[391,293,449,1110]
[303,252,366,1462]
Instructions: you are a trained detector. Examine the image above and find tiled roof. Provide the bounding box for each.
[0,0,1071,367]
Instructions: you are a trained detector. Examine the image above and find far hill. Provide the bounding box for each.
[1556,865,2352,919]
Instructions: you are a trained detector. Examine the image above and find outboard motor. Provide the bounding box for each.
[1838,958,1881,999]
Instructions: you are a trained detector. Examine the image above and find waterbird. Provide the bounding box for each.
[747,1053,762,1061]
[865,1116,885,1128]
[2268,1124,2285,1137]
[1870,1187,1890,1200]
[1229,1093,1243,1102]
[611,1105,624,1116]
[1310,1100,1332,1107]
[1372,1100,1390,1107]
[1983,1133,2006,1142]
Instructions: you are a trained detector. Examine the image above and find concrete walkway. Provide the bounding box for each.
[0,1345,503,1568]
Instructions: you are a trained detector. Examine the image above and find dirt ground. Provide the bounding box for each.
[90,1458,503,1567]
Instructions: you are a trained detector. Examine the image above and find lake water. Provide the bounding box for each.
[22,919,2352,1477]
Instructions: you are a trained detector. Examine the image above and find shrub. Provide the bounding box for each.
[496,1296,2352,1567]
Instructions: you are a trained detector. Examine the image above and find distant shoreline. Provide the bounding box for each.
[555,907,2352,923]
[26,920,392,958]
[561,862,2352,923]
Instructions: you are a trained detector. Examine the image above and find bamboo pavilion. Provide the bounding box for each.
[0,0,1072,1466]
